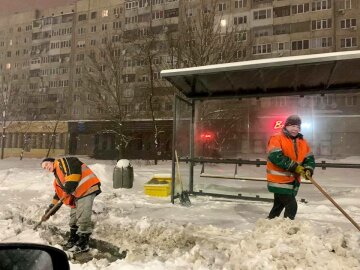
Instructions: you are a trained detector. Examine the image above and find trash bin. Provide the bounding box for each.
[113,159,134,189]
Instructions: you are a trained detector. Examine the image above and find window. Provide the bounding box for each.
[345,95,357,106]
[253,9,272,20]
[234,49,246,59]
[78,27,86,34]
[186,8,193,17]
[102,23,108,31]
[126,1,138,9]
[114,7,122,15]
[102,10,109,17]
[77,41,85,48]
[311,37,333,48]
[91,25,96,32]
[113,21,121,29]
[91,11,97,19]
[112,35,121,42]
[90,39,96,46]
[254,28,271,37]
[340,0,352,9]
[235,0,247,8]
[153,72,160,80]
[76,54,85,61]
[312,0,331,11]
[292,3,310,14]
[274,6,290,17]
[78,14,87,21]
[75,80,83,88]
[340,19,356,29]
[219,3,226,11]
[125,16,138,24]
[311,19,332,30]
[340,37,357,48]
[152,10,164,20]
[234,16,247,25]
[75,67,82,74]
[291,40,310,50]
[252,44,271,54]
[277,42,288,51]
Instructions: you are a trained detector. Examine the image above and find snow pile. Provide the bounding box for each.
[224,218,360,270]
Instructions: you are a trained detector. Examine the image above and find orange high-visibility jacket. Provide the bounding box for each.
[52,157,101,207]
[267,131,313,184]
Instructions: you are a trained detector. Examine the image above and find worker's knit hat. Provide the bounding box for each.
[284,115,301,127]
[41,157,55,163]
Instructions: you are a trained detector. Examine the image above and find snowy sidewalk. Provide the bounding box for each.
[0,158,359,269]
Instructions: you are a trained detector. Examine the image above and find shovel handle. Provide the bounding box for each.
[34,197,65,230]
[308,175,360,231]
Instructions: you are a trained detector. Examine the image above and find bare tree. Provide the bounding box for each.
[82,40,135,160]
[0,70,22,159]
[127,4,177,164]
[172,0,248,67]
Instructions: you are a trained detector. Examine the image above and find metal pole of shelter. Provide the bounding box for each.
[189,100,195,193]
[171,96,178,204]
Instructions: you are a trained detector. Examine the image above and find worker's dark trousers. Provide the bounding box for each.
[268,193,297,220]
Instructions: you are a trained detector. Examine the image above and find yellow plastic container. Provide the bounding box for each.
[150,174,172,183]
[144,174,172,197]
[144,183,171,197]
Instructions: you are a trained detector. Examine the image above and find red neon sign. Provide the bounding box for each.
[273,120,284,130]
[200,133,214,141]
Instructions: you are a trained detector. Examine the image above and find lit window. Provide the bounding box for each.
[102,10,109,17]
[6,63,11,69]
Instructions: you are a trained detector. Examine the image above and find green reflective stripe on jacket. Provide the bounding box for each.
[267,181,300,196]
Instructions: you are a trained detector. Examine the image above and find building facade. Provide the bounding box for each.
[0,0,359,159]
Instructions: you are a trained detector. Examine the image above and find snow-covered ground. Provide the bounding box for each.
[0,157,359,269]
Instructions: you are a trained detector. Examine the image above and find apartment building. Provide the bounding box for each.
[0,0,359,159]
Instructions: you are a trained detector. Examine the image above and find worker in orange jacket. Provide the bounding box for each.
[41,157,101,253]
[266,115,315,220]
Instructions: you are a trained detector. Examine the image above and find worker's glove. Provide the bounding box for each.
[44,204,55,215]
[294,165,305,175]
[303,168,313,180]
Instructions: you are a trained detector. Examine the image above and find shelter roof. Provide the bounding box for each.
[161,51,360,99]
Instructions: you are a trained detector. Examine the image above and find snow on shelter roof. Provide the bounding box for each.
[160,50,360,99]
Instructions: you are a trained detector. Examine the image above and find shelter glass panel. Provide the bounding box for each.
[174,97,192,193]
[192,93,360,198]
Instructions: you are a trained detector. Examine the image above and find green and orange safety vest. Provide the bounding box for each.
[266,129,315,196]
[51,157,101,207]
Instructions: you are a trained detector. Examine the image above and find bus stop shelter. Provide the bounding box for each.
[161,51,360,204]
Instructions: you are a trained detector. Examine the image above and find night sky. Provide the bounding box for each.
[1,0,77,15]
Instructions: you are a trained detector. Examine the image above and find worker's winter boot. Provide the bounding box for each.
[68,233,91,253]
[64,226,79,250]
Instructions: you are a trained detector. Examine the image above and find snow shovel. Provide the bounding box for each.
[34,197,65,230]
[307,173,360,232]
[175,150,191,207]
